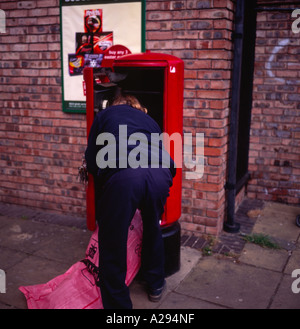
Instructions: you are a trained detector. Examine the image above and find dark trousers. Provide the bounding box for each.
[96,167,173,309]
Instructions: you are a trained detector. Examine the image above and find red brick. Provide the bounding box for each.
[196,89,229,100]
[197,50,232,60]
[194,182,223,192]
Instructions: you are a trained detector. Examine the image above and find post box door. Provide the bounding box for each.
[113,52,184,227]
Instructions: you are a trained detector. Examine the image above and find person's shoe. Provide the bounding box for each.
[148,280,166,302]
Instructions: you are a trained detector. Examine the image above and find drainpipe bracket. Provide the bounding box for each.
[223,221,240,233]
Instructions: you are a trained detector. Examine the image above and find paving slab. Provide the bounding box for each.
[158,291,225,309]
[0,215,91,264]
[0,217,92,309]
[284,249,300,275]
[0,255,72,309]
[253,202,300,243]
[130,246,202,309]
[32,225,91,265]
[175,256,282,309]
[270,273,300,309]
[0,246,29,271]
[239,242,290,272]
[0,216,65,254]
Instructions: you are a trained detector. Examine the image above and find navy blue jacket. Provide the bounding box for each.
[85,104,176,184]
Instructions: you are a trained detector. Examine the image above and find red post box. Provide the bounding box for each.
[83,51,184,276]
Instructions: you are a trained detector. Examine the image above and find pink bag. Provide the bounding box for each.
[19,210,143,309]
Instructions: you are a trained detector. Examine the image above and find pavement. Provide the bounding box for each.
[0,198,299,309]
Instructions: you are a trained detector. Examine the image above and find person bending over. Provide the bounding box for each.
[85,93,175,309]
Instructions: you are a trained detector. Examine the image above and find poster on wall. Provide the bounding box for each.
[60,0,146,113]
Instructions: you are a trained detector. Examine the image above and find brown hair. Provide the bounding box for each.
[111,94,148,114]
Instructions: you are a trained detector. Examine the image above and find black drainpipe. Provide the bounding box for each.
[223,0,245,233]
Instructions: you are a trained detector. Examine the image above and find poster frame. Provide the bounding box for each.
[59,0,146,113]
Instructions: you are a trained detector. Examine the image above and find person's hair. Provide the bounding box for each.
[111,94,148,114]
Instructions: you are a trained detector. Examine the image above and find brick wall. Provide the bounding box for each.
[146,0,235,235]
[0,0,235,235]
[248,7,300,205]
[0,0,87,217]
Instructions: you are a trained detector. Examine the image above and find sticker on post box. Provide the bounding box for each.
[84,9,102,34]
[76,33,94,55]
[93,32,113,54]
[82,81,86,97]
[170,66,176,73]
[84,54,103,68]
[68,54,84,76]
